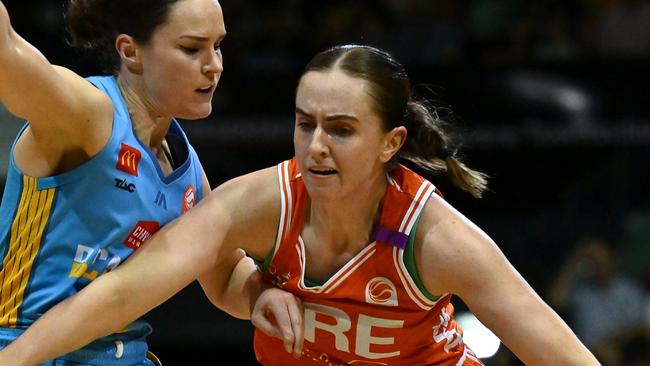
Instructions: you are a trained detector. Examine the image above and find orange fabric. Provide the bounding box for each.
[255,158,483,366]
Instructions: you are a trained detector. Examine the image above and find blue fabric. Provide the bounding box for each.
[0,75,203,364]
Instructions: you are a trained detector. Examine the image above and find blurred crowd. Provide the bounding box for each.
[547,236,650,366]
[1,1,649,365]
[220,0,650,70]
[5,0,650,122]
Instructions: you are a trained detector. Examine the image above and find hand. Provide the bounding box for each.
[251,287,304,358]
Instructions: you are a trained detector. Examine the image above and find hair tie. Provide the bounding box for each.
[440,147,457,160]
[403,107,411,121]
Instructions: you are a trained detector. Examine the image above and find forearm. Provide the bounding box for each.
[0,197,231,364]
[474,287,598,365]
[0,274,129,365]
[0,255,189,364]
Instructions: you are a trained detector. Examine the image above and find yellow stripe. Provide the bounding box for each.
[0,176,33,316]
[0,176,55,327]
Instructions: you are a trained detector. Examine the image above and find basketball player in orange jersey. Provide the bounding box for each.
[0,44,599,365]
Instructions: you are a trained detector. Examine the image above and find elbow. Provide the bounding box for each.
[202,286,250,320]
[198,254,259,320]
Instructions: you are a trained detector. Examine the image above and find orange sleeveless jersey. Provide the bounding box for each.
[254,158,483,366]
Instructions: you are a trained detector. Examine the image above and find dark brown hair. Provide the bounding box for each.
[302,44,488,198]
[65,0,179,73]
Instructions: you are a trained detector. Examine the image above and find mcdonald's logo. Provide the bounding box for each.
[116,143,141,176]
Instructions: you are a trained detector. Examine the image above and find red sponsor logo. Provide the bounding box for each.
[116,144,141,176]
[124,221,160,250]
[182,184,196,213]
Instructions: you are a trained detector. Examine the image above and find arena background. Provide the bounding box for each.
[1,1,649,364]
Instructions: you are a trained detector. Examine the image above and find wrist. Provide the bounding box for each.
[247,270,270,317]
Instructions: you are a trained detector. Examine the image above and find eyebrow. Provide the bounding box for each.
[295,107,358,122]
[179,33,226,42]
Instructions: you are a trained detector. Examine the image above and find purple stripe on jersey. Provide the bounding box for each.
[373,226,408,249]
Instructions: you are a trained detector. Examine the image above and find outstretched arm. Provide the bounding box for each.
[195,170,262,320]
[0,190,231,365]
[198,250,306,359]
[416,194,600,366]
[196,168,305,356]
[0,1,111,168]
[195,171,273,321]
[0,168,281,365]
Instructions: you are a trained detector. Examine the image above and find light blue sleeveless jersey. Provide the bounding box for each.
[0,76,205,365]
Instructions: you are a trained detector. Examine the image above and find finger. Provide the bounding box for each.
[264,296,296,354]
[276,303,297,354]
[250,289,299,355]
[290,297,304,358]
[251,309,283,339]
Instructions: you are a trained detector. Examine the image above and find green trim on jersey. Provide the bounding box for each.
[404,216,441,302]
[255,238,276,273]
[259,216,443,300]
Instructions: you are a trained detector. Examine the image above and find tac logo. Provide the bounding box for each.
[116,143,141,176]
[365,277,398,306]
[114,178,136,192]
[182,184,195,213]
[124,221,160,250]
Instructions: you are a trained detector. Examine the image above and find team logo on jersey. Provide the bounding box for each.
[182,184,195,213]
[365,277,398,306]
[116,143,141,176]
[69,244,122,281]
[124,220,160,250]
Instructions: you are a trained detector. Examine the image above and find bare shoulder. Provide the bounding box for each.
[52,66,113,123]
[415,193,493,260]
[215,166,279,212]
[414,193,503,296]
[52,66,113,148]
[212,166,281,260]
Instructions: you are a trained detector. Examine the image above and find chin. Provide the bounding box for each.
[304,186,341,203]
[179,107,213,120]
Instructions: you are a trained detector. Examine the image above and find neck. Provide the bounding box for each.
[117,76,172,149]
[307,172,388,252]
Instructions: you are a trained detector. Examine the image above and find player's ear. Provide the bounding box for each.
[116,34,142,74]
[380,126,407,163]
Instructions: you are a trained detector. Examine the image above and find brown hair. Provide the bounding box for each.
[65,0,180,73]
[302,44,488,198]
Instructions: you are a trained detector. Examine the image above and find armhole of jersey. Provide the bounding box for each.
[256,161,290,271]
[404,215,441,302]
[303,276,321,287]
[256,242,275,271]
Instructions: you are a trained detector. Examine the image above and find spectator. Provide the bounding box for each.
[548,235,648,364]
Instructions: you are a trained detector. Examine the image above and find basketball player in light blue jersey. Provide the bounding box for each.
[0,1,290,364]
